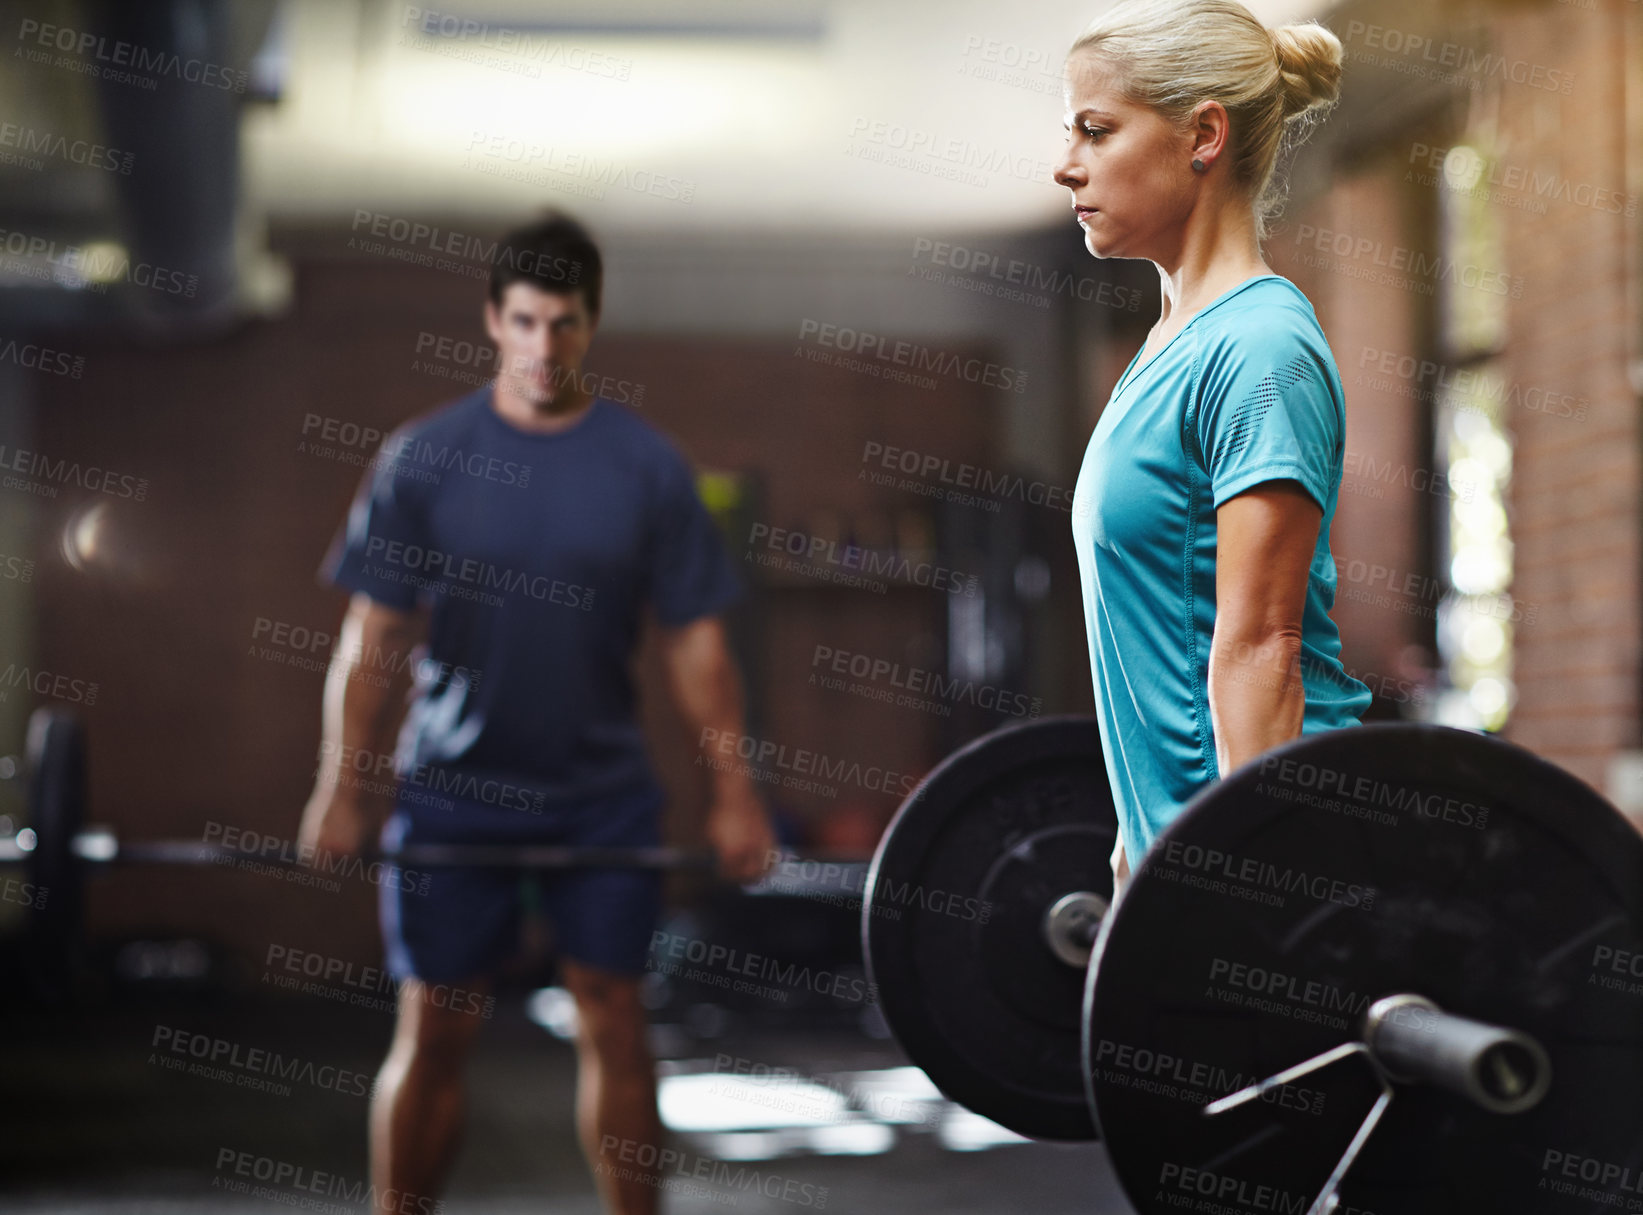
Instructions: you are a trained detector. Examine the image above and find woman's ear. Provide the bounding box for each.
[1190,99,1231,172]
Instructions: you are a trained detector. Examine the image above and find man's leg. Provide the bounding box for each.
[373,807,523,1214]
[370,978,491,1215]
[561,960,661,1215]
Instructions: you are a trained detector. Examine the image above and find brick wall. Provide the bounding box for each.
[1269,163,1441,717]
[1488,0,1642,796]
[1265,0,1643,800]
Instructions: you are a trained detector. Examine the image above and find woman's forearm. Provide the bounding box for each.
[1206,628,1305,776]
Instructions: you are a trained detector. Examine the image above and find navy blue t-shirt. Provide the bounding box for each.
[323,388,742,814]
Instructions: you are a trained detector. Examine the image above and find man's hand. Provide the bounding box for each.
[705,782,776,883]
[298,595,420,867]
[656,615,776,882]
[296,785,373,862]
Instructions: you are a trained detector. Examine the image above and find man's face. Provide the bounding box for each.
[483,282,597,408]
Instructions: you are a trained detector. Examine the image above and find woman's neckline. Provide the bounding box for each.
[1113,273,1287,400]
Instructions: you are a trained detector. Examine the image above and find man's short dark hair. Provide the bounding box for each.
[487,212,603,316]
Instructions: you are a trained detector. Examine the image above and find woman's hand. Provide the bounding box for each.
[1110,836,1131,900]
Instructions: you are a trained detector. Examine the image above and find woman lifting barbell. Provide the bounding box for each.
[1056,0,1372,891]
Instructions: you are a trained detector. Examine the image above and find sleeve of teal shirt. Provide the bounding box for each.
[1191,328,1341,513]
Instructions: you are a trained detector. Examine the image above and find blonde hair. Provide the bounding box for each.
[1069,0,1341,239]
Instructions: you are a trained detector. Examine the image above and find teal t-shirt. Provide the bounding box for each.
[1070,274,1372,863]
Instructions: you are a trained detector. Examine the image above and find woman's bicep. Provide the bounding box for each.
[1213,480,1321,640]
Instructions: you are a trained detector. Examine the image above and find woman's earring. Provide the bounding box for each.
[1191,158,1206,172]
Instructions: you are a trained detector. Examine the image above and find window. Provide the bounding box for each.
[1431,143,1516,731]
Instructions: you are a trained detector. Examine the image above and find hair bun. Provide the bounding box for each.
[1272,21,1342,117]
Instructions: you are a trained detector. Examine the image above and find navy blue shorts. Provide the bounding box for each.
[379,783,665,983]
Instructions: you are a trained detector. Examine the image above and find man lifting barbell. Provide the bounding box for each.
[295,213,775,1215]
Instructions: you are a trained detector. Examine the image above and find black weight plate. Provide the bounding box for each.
[864,716,1116,1140]
[25,707,88,998]
[1085,723,1643,1215]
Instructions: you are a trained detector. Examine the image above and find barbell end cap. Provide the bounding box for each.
[1363,993,1553,1115]
[1361,994,1440,1084]
[1042,890,1108,968]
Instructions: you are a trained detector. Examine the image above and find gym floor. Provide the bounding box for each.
[0,984,1126,1213]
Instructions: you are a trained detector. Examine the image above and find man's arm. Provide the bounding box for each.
[656,615,775,882]
[297,594,424,859]
[1206,480,1320,775]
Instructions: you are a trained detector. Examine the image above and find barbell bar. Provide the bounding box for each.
[0,707,875,877]
[0,708,882,1002]
[862,714,1643,1214]
[0,829,729,872]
